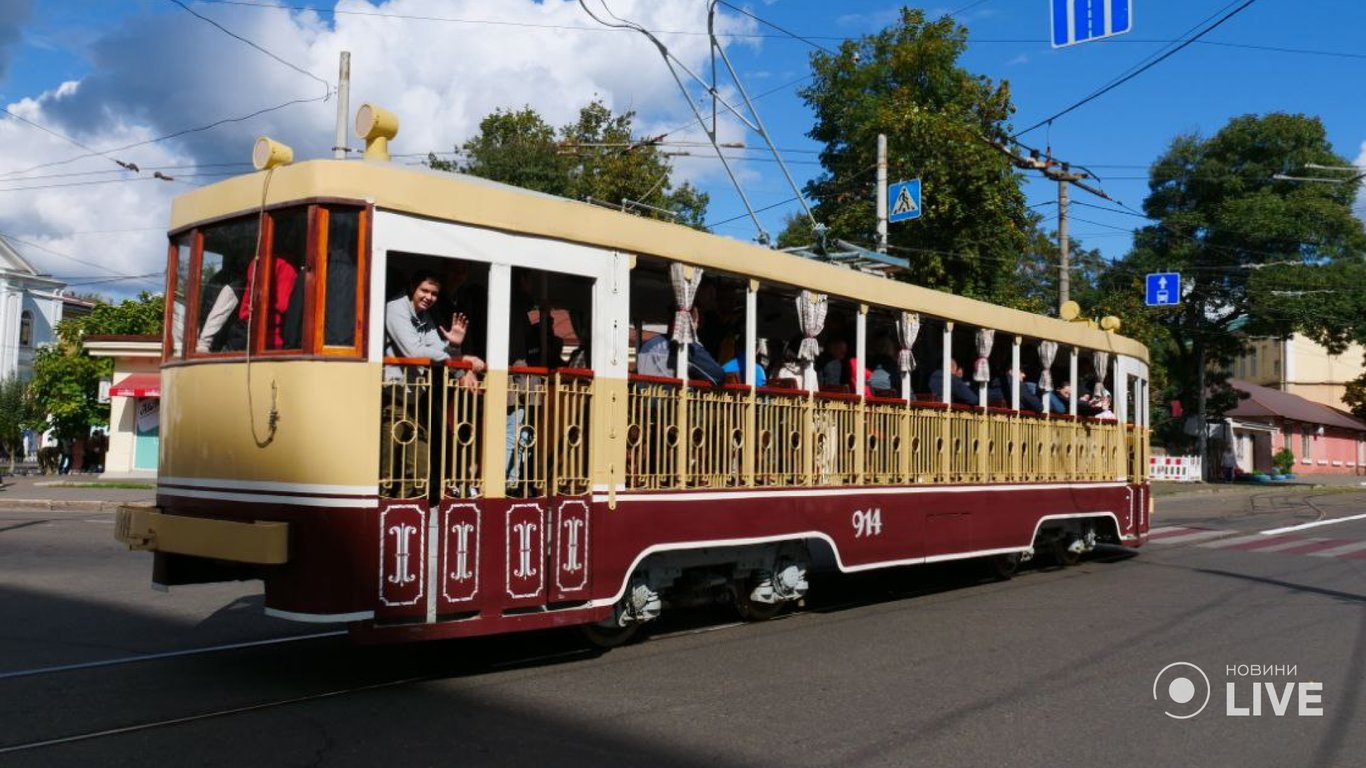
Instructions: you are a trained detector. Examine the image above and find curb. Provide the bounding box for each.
[0,499,154,512]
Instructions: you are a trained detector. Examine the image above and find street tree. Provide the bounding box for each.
[0,376,35,473]
[430,100,708,228]
[1113,112,1366,446]
[791,8,1034,303]
[27,292,164,442]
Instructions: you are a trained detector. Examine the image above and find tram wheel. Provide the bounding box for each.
[989,553,1022,580]
[1052,540,1082,567]
[733,578,785,621]
[577,621,641,649]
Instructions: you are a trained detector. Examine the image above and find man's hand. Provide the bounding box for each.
[441,313,470,346]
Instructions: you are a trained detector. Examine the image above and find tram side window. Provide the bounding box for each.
[195,217,256,354]
[321,207,361,349]
[266,208,308,351]
[167,234,191,358]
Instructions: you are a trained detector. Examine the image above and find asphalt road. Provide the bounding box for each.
[1,489,1363,768]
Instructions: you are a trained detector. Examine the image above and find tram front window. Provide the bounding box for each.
[195,217,256,354]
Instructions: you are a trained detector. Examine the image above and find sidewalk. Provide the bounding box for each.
[0,474,156,512]
[1152,473,1366,499]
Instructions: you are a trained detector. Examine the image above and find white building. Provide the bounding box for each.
[0,236,68,381]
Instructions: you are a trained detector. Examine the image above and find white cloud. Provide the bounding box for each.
[0,0,761,296]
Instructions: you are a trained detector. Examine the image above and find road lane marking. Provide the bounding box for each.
[1261,511,1366,536]
[1148,529,1227,545]
[1309,540,1366,558]
[1199,533,1271,549]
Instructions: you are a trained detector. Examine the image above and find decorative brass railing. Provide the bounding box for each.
[551,368,593,496]
[380,358,434,500]
[441,360,484,499]
[381,360,591,501]
[624,376,1134,491]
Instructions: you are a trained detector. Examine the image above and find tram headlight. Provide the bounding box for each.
[252,137,294,171]
[355,103,399,161]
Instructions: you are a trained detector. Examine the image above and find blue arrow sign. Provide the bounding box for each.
[1051,0,1133,48]
[888,179,922,223]
[1145,272,1180,306]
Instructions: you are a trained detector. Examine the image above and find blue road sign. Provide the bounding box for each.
[1145,272,1180,306]
[888,179,922,223]
[1051,0,1133,48]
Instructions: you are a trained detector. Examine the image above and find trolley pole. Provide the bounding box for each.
[876,133,888,253]
[333,51,351,160]
[1058,168,1070,310]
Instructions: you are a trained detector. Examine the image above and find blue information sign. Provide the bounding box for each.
[1145,272,1180,306]
[888,179,922,223]
[1051,0,1133,48]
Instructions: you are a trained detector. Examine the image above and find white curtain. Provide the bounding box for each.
[1092,350,1110,397]
[1038,340,1058,392]
[669,263,702,344]
[796,290,828,390]
[896,312,920,375]
[973,328,994,383]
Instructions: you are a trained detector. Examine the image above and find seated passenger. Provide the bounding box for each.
[989,369,1045,412]
[819,338,850,388]
[722,351,767,387]
[384,271,486,380]
[636,308,725,385]
[928,359,979,405]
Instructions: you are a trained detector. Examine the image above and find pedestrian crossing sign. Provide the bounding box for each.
[888,179,922,223]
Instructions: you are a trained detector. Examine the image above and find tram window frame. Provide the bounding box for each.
[163,232,194,361]
[314,205,369,357]
[165,202,371,364]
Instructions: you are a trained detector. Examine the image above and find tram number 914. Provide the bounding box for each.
[852,508,884,538]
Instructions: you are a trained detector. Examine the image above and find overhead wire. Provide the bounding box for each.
[1014,0,1262,137]
[166,0,331,98]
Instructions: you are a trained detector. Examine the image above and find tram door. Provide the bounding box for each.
[500,267,597,610]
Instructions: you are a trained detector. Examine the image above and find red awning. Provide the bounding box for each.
[109,373,160,398]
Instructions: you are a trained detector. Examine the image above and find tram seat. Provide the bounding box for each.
[723,372,743,385]
[769,378,799,390]
[819,383,851,394]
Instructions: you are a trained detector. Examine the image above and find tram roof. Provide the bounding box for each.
[171,159,1148,363]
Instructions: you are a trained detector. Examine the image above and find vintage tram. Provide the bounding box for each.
[116,107,1152,644]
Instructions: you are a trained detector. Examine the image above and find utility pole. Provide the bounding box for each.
[876,133,888,253]
[983,142,1109,316]
[333,51,351,160]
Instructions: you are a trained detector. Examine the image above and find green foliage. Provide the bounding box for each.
[27,293,164,441]
[1272,448,1295,475]
[1110,113,1366,430]
[430,100,709,229]
[1344,373,1366,420]
[0,376,33,471]
[794,8,1033,305]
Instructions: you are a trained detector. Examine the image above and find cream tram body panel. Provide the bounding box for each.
[159,360,380,492]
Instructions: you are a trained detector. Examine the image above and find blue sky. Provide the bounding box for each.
[2,1,1364,294]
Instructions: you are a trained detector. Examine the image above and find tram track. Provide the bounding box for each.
[0,542,1150,760]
